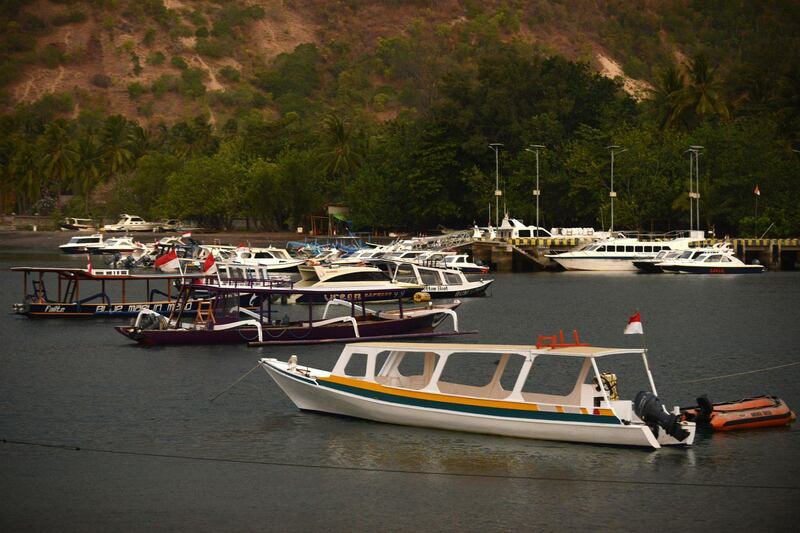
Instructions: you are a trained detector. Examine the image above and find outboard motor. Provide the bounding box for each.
[633,391,690,442]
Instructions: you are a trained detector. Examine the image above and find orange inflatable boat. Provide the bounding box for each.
[682,395,796,431]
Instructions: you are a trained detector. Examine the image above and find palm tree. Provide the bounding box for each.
[39,120,78,205]
[73,137,101,212]
[100,115,135,177]
[9,140,40,213]
[316,113,365,185]
[672,54,730,128]
[649,65,685,130]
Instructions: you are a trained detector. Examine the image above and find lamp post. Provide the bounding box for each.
[489,143,504,227]
[525,144,545,236]
[607,145,627,232]
[688,145,703,234]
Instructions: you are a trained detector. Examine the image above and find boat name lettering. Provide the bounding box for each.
[45,305,66,313]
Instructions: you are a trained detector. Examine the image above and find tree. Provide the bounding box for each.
[315,113,365,197]
[100,115,135,177]
[38,120,77,204]
[671,55,730,128]
[73,137,101,213]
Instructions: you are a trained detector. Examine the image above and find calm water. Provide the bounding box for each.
[1,248,799,531]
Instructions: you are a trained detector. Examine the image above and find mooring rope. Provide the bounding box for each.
[680,361,800,384]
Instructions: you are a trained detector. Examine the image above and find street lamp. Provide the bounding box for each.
[688,145,703,233]
[489,143,504,227]
[525,144,546,236]
[607,145,627,232]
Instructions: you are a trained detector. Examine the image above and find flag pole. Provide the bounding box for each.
[754,193,758,237]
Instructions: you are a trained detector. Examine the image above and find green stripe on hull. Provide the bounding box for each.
[318,380,621,425]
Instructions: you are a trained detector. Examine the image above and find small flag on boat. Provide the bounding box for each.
[86,254,93,275]
[754,184,760,196]
[154,250,180,272]
[624,312,643,335]
[203,253,217,275]
[182,231,192,238]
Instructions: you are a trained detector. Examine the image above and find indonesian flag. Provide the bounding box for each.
[754,184,760,196]
[182,231,192,238]
[86,254,93,275]
[154,250,180,272]
[202,253,218,275]
[624,311,644,335]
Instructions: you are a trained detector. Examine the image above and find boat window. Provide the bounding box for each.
[383,351,439,390]
[437,352,505,390]
[518,229,531,238]
[625,246,634,252]
[254,252,275,259]
[635,246,643,252]
[705,254,722,262]
[332,271,390,282]
[419,271,439,285]
[520,355,584,397]
[344,353,368,377]
[444,273,462,285]
[645,246,653,252]
[597,246,607,252]
[721,256,732,262]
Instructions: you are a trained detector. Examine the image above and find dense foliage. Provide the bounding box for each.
[0,1,799,236]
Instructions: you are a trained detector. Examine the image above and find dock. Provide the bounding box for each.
[460,237,800,272]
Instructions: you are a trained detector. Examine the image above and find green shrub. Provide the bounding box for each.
[52,10,87,26]
[151,74,178,97]
[127,82,147,100]
[195,37,228,58]
[40,44,66,68]
[146,50,165,66]
[218,65,240,82]
[180,67,207,98]
[171,56,188,70]
[143,28,156,47]
[90,73,112,88]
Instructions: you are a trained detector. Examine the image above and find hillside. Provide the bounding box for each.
[0,0,727,124]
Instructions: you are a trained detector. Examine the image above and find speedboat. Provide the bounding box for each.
[291,265,423,304]
[100,236,150,256]
[632,250,681,273]
[441,254,489,273]
[376,260,493,298]
[59,217,96,231]
[59,233,106,254]
[547,236,696,271]
[103,214,158,232]
[659,251,765,274]
[259,332,696,449]
[227,246,307,272]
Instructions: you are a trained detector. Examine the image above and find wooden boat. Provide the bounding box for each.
[10,267,207,318]
[259,332,696,449]
[116,278,473,346]
[682,395,796,431]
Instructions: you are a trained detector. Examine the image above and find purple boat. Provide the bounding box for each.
[115,278,474,346]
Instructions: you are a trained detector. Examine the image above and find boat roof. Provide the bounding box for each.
[191,280,411,295]
[343,341,644,358]
[10,267,204,280]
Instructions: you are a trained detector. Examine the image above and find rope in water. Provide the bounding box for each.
[679,361,800,384]
[3,438,798,491]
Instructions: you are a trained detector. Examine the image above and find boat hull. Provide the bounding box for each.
[632,260,664,273]
[424,279,493,298]
[294,286,421,304]
[15,300,201,318]
[116,312,444,346]
[660,264,765,274]
[262,363,674,448]
[551,256,639,271]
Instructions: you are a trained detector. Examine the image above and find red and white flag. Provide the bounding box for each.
[202,253,218,275]
[754,184,760,196]
[154,250,180,272]
[86,254,93,275]
[624,311,644,335]
[182,231,192,238]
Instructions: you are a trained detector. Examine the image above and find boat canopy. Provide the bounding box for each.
[342,342,645,358]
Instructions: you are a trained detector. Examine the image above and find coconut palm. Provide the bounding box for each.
[649,65,685,130]
[100,115,135,177]
[316,113,365,184]
[74,137,101,212]
[672,55,730,128]
[39,120,78,204]
[9,139,40,213]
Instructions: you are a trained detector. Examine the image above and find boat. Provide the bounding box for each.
[59,217,96,231]
[259,331,696,449]
[632,250,682,273]
[547,235,697,271]
[58,233,106,254]
[225,246,306,272]
[375,260,494,299]
[682,395,795,431]
[495,215,553,239]
[100,236,150,256]
[658,250,765,274]
[440,254,490,274]
[102,214,158,232]
[116,280,473,346]
[10,267,208,318]
[291,265,423,304]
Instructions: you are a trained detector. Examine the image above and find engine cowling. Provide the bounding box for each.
[633,391,690,442]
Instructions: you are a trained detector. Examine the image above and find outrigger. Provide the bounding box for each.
[116,275,473,346]
[11,267,207,318]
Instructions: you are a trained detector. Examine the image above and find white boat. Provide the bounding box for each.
[59,217,96,231]
[103,214,158,232]
[329,246,390,267]
[547,236,696,271]
[659,250,765,274]
[260,337,696,449]
[58,233,106,254]
[440,254,489,273]
[378,260,493,298]
[100,236,150,256]
[291,265,423,304]
[495,215,553,239]
[221,246,306,272]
